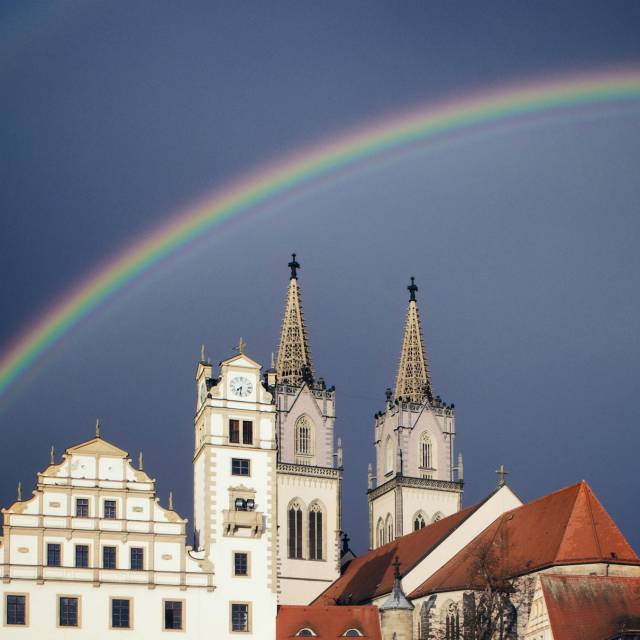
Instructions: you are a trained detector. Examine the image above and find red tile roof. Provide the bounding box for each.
[314,501,484,605]
[277,605,381,639]
[541,574,640,640]
[410,481,639,598]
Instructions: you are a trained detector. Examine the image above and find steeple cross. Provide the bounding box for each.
[288,253,300,279]
[496,464,508,487]
[408,276,418,301]
[392,555,401,580]
[234,337,247,355]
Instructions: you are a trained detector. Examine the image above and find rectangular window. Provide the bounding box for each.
[164,600,183,630]
[231,603,249,632]
[59,597,79,627]
[75,544,89,568]
[130,547,144,571]
[233,552,248,576]
[111,599,130,629]
[231,458,250,476]
[242,421,253,445]
[6,595,26,626]
[229,419,240,444]
[47,543,61,567]
[103,546,116,569]
[75,498,89,518]
[103,500,116,519]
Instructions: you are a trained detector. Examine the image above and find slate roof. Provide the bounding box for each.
[277,605,381,639]
[541,574,640,640]
[410,481,640,598]
[314,500,484,605]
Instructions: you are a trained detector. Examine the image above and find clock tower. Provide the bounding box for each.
[193,345,277,637]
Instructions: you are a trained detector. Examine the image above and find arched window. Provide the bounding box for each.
[376,518,385,548]
[444,602,460,640]
[288,500,304,559]
[309,502,324,560]
[384,436,394,474]
[413,512,426,531]
[385,513,393,544]
[432,511,444,523]
[419,432,433,470]
[295,416,314,464]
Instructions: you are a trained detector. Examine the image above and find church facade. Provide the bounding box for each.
[2,257,638,639]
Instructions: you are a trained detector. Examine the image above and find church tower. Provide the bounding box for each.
[272,254,342,605]
[193,344,278,637]
[368,278,463,549]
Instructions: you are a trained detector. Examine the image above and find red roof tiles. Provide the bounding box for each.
[314,501,483,605]
[541,575,640,640]
[277,605,381,639]
[410,481,639,598]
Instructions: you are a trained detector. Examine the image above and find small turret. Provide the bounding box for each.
[379,557,414,640]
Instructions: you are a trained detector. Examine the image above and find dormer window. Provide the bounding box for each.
[296,629,317,637]
[343,630,363,637]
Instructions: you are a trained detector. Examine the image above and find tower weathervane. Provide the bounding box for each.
[408,276,418,301]
[288,253,300,279]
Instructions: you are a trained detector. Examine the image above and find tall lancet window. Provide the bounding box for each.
[308,502,323,560]
[384,436,394,475]
[419,432,434,475]
[376,518,385,547]
[414,512,426,530]
[385,514,393,544]
[295,416,314,465]
[288,500,304,559]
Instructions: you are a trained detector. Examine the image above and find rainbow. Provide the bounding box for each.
[1,68,640,401]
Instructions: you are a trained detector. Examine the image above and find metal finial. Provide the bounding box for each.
[200,344,206,362]
[288,253,300,279]
[17,481,22,502]
[95,418,100,438]
[168,491,174,511]
[496,464,508,487]
[392,555,401,580]
[138,451,144,471]
[50,446,55,466]
[408,276,418,301]
[234,337,246,355]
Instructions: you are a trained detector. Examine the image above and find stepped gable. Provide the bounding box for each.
[410,480,640,598]
[541,575,640,640]
[314,502,483,605]
[277,605,381,639]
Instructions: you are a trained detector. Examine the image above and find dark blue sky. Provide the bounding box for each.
[1,2,639,553]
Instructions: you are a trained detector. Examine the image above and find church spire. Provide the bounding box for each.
[394,277,433,403]
[276,254,314,386]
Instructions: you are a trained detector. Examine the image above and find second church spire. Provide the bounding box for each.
[395,277,433,403]
[276,254,314,386]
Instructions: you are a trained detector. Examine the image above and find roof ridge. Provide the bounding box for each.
[582,482,603,559]
[503,480,583,518]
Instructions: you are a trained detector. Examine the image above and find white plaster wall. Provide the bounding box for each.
[371,488,396,548]
[401,486,460,534]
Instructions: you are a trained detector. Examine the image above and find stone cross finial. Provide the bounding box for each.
[201,344,206,362]
[367,463,373,490]
[234,337,246,355]
[17,481,22,502]
[392,556,401,580]
[95,418,100,438]
[50,446,55,466]
[271,352,275,369]
[138,451,144,471]
[168,491,174,511]
[408,276,418,301]
[496,464,508,487]
[288,253,300,279]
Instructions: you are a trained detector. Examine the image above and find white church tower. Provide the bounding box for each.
[368,277,463,549]
[193,344,278,637]
[271,254,343,605]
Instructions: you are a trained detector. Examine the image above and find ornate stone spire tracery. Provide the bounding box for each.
[276,254,314,386]
[394,277,433,403]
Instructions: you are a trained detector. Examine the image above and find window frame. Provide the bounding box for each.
[47,542,62,567]
[103,499,117,520]
[57,595,81,629]
[75,497,89,518]
[75,544,89,568]
[288,500,304,559]
[102,545,117,570]
[242,420,253,445]
[130,546,144,571]
[110,597,133,630]
[231,458,250,477]
[308,502,324,561]
[162,598,185,632]
[233,551,250,577]
[4,593,28,627]
[230,602,251,633]
[229,419,240,444]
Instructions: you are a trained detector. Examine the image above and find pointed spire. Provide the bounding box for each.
[394,277,432,403]
[380,556,414,611]
[276,254,314,386]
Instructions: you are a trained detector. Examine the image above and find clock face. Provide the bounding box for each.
[230,376,253,398]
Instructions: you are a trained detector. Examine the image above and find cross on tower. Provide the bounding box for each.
[234,337,246,355]
[408,276,418,301]
[288,253,300,279]
[496,464,509,487]
[392,555,401,580]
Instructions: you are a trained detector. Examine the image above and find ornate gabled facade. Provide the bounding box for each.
[271,255,342,605]
[369,278,463,549]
